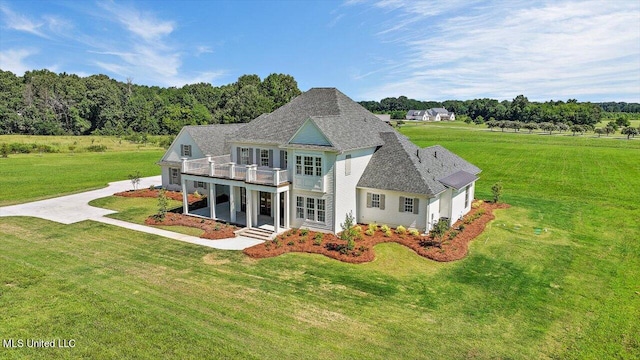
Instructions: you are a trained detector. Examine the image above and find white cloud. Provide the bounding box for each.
[355,0,640,102]
[0,48,37,75]
[0,4,48,38]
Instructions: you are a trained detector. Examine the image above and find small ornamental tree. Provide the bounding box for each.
[540,122,557,135]
[128,170,141,190]
[491,182,503,203]
[430,218,449,247]
[604,125,615,136]
[557,123,569,133]
[621,126,638,140]
[570,125,585,136]
[486,119,499,131]
[523,122,538,134]
[340,211,359,250]
[594,128,605,137]
[157,189,169,220]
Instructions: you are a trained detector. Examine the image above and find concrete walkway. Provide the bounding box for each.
[0,176,263,250]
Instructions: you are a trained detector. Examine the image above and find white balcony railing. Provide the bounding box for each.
[181,156,289,186]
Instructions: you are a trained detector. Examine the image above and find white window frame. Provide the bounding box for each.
[404,197,414,213]
[194,181,207,189]
[283,151,288,168]
[371,193,380,208]
[170,168,180,185]
[464,185,470,208]
[295,195,326,223]
[260,149,269,167]
[296,196,304,219]
[240,147,250,165]
[295,154,322,177]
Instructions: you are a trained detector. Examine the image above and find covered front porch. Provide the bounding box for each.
[180,175,290,236]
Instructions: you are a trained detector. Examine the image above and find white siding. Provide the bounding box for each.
[333,148,375,232]
[426,197,440,231]
[357,188,428,232]
[448,182,475,225]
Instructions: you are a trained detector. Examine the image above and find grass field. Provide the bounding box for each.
[0,136,165,206]
[1,129,639,359]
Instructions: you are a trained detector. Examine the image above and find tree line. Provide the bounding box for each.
[360,95,639,126]
[0,70,301,135]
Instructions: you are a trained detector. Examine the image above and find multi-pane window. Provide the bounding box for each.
[306,198,315,220]
[283,151,288,168]
[170,168,180,185]
[304,156,314,175]
[464,185,470,208]
[317,199,326,222]
[296,197,304,219]
[194,181,207,189]
[295,155,322,176]
[240,148,250,165]
[371,194,380,208]
[404,197,414,213]
[295,196,326,223]
[260,149,269,167]
[295,156,302,175]
[181,145,192,157]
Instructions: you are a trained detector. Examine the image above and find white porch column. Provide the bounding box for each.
[284,190,289,229]
[229,185,236,223]
[208,183,216,219]
[207,154,215,177]
[274,191,280,232]
[181,177,188,215]
[246,189,252,228]
[252,190,259,227]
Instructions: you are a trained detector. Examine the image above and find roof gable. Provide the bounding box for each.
[288,118,333,147]
[228,88,393,151]
[160,123,245,163]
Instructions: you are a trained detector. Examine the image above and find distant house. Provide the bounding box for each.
[406,110,429,121]
[160,88,479,240]
[427,108,455,121]
[406,108,455,121]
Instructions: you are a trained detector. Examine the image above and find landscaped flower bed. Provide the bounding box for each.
[244,201,509,263]
[114,188,201,204]
[145,212,239,240]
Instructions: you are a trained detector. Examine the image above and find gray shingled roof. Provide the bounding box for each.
[438,170,478,190]
[161,123,246,163]
[357,131,481,196]
[228,88,393,151]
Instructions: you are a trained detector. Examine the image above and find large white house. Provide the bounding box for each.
[406,108,455,121]
[158,88,479,239]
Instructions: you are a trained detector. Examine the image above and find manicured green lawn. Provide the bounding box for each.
[0,135,166,206]
[1,130,638,359]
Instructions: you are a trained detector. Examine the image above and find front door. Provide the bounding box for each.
[259,192,271,216]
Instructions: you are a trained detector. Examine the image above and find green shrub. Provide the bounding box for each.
[300,229,309,236]
[368,223,378,232]
[86,144,107,152]
[396,225,407,234]
[383,229,392,237]
[471,200,483,209]
[287,240,294,246]
[380,224,390,233]
[409,229,420,236]
[365,228,375,236]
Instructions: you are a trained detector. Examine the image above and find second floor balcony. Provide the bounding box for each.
[182,155,289,186]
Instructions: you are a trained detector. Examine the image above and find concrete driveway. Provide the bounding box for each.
[0,176,262,250]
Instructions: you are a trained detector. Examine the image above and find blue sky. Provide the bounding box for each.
[1,0,639,102]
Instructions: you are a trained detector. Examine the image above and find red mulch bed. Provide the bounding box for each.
[145,212,239,240]
[243,201,510,263]
[114,188,201,204]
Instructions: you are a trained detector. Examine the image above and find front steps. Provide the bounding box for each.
[236,227,274,241]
